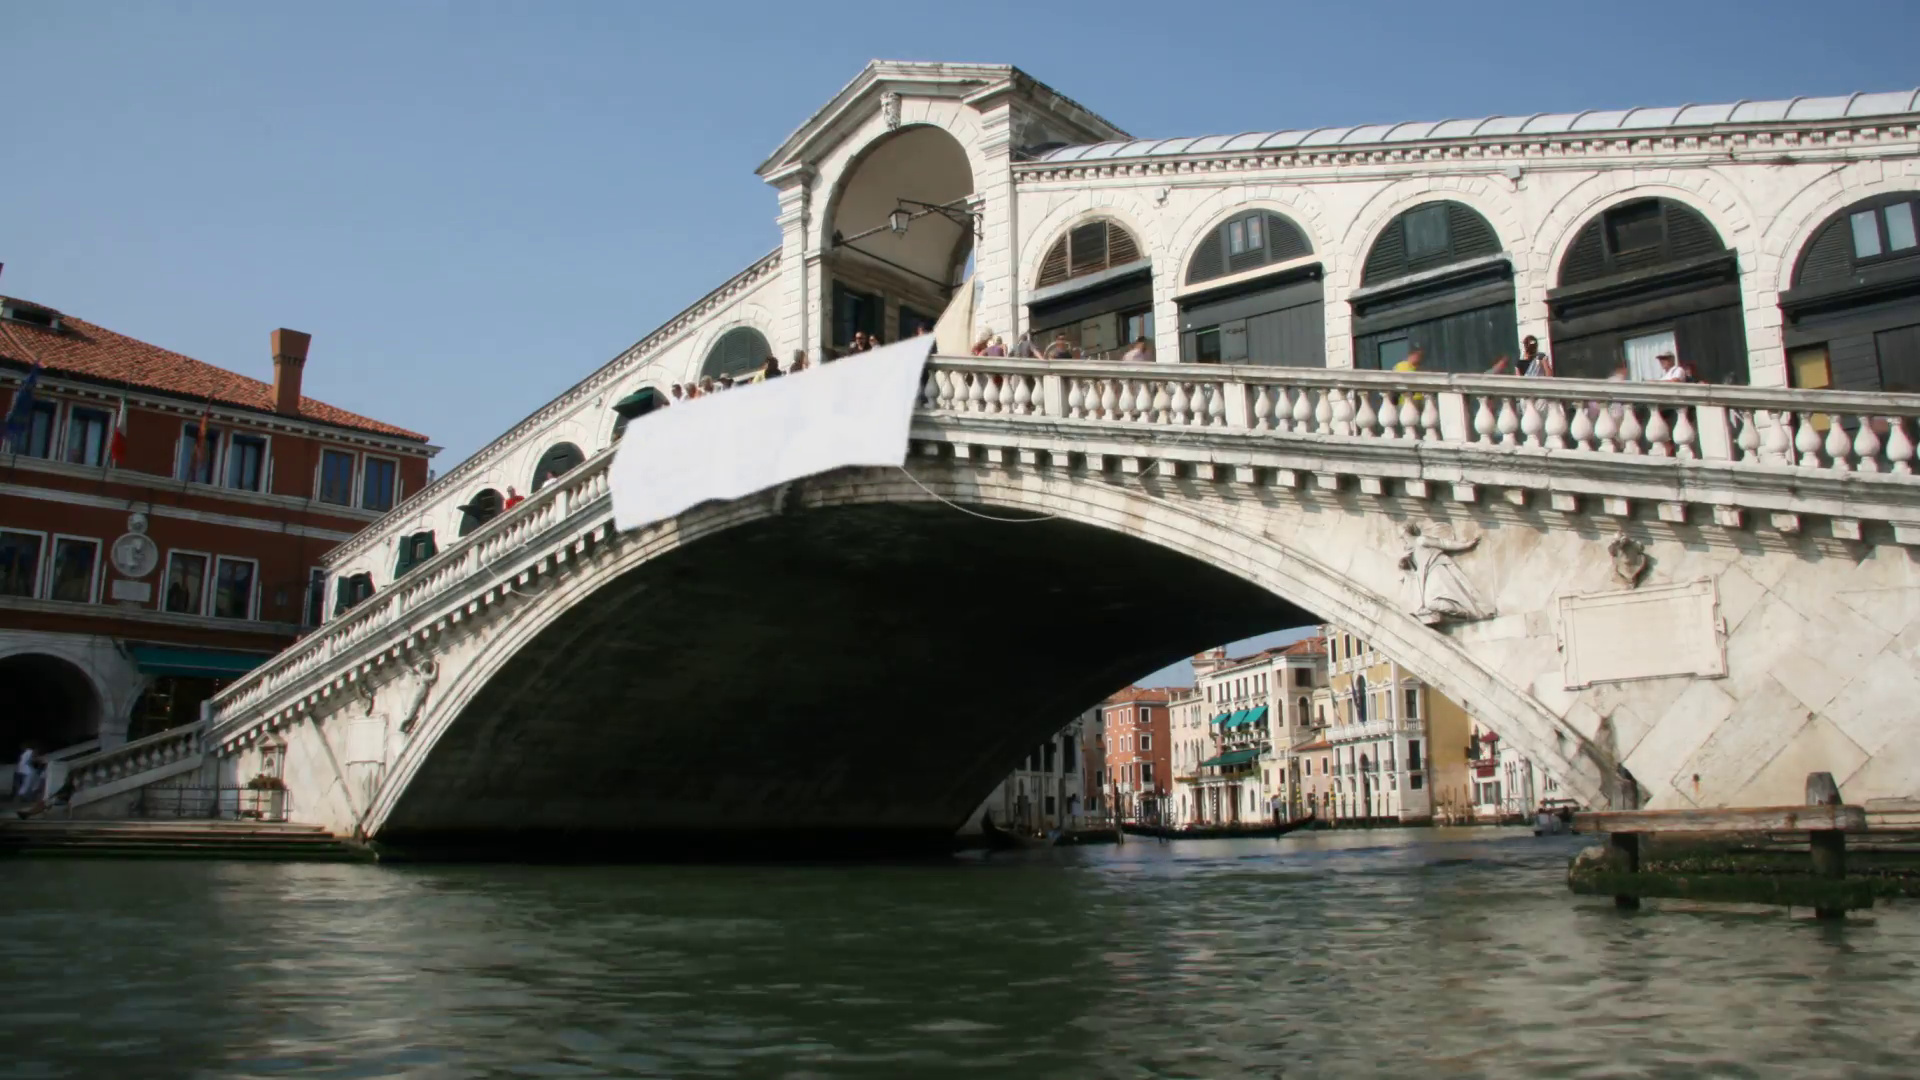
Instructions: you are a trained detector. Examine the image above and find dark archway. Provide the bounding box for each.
[0,653,99,760]
[458,489,503,537]
[1781,190,1920,391]
[1180,209,1323,366]
[823,124,975,352]
[530,443,585,493]
[1352,200,1515,373]
[701,329,772,381]
[379,503,1308,855]
[1548,196,1747,384]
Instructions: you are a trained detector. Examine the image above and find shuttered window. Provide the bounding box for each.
[393,530,437,578]
[1036,220,1143,288]
[1360,201,1501,286]
[1557,198,1729,287]
[1793,194,1920,286]
[1185,211,1314,285]
[701,327,772,378]
[457,489,502,537]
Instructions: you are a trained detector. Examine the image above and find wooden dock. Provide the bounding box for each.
[1569,773,1878,918]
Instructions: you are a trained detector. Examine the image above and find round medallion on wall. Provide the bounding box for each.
[111,531,159,579]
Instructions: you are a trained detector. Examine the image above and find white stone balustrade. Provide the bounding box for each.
[65,722,205,803]
[200,354,1920,754]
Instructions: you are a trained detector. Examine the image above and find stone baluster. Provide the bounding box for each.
[1643,405,1672,457]
[1376,389,1399,440]
[1170,381,1191,426]
[1294,387,1315,432]
[1472,395,1497,444]
[1066,378,1086,419]
[1887,417,1914,474]
[1313,388,1333,434]
[1495,396,1520,447]
[1013,375,1033,415]
[922,370,941,411]
[1397,394,1419,440]
[1353,389,1378,438]
[1519,397,1544,448]
[1188,383,1209,426]
[1099,379,1119,421]
[1544,400,1569,450]
[1854,417,1884,473]
[1331,389,1355,436]
[996,375,1016,414]
[1794,413,1825,467]
[1593,403,1618,452]
[1617,403,1645,455]
[1151,380,1172,424]
[1759,410,1790,464]
[1133,381,1153,423]
[1418,395,1439,441]
[1207,383,1227,427]
[1252,385,1273,431]
[1821,415,1852,472]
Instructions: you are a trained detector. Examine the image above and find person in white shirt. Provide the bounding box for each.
[1655,350,1688,382]
[1520,335,1553,378]
[12,747,34,801]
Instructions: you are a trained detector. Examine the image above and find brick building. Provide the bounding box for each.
[1,295,433,762]
[1101,686,1172,823]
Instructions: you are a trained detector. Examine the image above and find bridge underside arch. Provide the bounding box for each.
[379,501,1306,855]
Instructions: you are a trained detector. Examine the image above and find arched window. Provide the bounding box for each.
[333,572,374,616]
[701,327,771,380]
[1036,219,1143,288]
[393,530,437,578]
[530,442,584,493]
[1353,200,1515,374]
[1361,201,1502,286]
[610,387,663,442]
[1782,192,1920,392]
[1185,210,1313,285]
[1549,197,1746,384]
[457,489,502,537]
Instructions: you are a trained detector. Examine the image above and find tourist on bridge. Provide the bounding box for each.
[1010,331,1036,358]
[1122,337,1152,363]
[1655,350,1688,383]
[1520,335,1553,378]
[789,349,809,372]
[758,356,783,381]
[984,336,1007,357]
[11,746,35,801]
[503,487,524,511]
[850,331,874,354]
[1045,332,1075,360]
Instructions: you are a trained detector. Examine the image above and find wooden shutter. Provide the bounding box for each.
[1069,222,1110,277]
[1795,217,1855,286]
[1361,220,1407,285]
[1107,223,1141,266]
[1186,230,1226,284]
[1558,221,1609,286]
[1664,202,1726,261]
[1037,237,1071,287]
[1266,213,1311,261]
[1446,203,1499,261]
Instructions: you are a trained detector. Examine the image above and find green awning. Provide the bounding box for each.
[127,644,272,679]
[1213,709,1244,727]
[1199,747,1262,768]
[1228,705,1270,730]
[612,389,660,418]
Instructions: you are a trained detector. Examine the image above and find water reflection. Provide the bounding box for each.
[3,828,1917,1078]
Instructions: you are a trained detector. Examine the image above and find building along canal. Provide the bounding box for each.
[5,827,1918,1078]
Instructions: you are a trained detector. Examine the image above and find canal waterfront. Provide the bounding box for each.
[4,827,1918,1078]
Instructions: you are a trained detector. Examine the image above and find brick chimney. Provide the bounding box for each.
[271,328,311,416]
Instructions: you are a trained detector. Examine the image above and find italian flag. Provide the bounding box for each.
[108,396,128,468]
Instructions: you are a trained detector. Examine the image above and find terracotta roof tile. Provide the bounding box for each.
[1103,686,1174,705]
[0,298,428,442]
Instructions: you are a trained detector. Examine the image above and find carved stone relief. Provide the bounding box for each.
[398,658,441,735]
[1608,531,1649,589]
[1398,523,1495,626]
[881,90,901,131]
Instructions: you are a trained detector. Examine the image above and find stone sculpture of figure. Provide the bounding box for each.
[397,658,440,735]
[1398,523,1495,626]
[1608,531,1648,589]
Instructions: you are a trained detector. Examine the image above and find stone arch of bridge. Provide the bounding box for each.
[358,465,1610,849]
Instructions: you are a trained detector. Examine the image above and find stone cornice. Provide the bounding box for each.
[1013,117,1920,185]
[319,248,781,571]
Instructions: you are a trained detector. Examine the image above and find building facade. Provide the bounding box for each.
[973,706,1096,834]
[1171,638,1326,826]
[1102,687,1171,823]
[0,298,432,763]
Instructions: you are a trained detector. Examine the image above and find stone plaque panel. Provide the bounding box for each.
[111,578,153,603]
[1558,578,1725,689]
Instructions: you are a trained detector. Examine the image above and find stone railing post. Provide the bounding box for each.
[1436,391,1471,444]
[1695,404,1734,461]
[1041,373,1065,418]
[1223,381,1252,430]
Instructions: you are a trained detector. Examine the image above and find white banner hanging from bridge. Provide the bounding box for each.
[608,336,935,533]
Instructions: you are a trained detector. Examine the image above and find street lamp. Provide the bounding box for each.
[887,208,912,235]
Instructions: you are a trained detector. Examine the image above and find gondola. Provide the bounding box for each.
[979,811,1052,850]
[1121,810,1317,841]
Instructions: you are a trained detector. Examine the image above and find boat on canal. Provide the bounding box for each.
[1121,811,1317,841]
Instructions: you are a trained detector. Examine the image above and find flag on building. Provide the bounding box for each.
[108,395,129,468]
[3,357,43,454]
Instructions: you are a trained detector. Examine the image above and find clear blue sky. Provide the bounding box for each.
[7,0,1917,471]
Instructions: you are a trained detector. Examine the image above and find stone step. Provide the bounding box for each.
[0,819,365,861]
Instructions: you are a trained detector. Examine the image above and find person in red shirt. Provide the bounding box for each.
[503,486,524,511]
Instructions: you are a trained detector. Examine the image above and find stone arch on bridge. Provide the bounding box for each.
[1349,197,1520,375]
[1168,200,1326,368]
[0,651,102,759]
[528,442,584,493]
[355,465,1610,850]
[819,123,976,352]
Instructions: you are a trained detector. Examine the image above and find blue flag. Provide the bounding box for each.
[3,358,42,453]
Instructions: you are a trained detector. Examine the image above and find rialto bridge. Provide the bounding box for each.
[53,63,1920,852]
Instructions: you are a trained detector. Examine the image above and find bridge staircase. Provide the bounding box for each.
[0,820,366,861]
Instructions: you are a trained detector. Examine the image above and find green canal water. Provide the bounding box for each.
[4,827,1918,1078]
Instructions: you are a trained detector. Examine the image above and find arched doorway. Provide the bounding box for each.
[1351,200,1515,373]
[1029,218,1151,360]
[0,653,100,759]
[824,125,975,353]
[530,443,584,493]
[1548,196,1747,384]
[1179,209,1323,366]
[1780,191,1920,391]
[701,329,772,381]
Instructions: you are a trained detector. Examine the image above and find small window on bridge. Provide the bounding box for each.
[394,531,437,578]
[333,572,375,616]
[457,489,503,537]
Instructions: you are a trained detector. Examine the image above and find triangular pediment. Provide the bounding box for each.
[757,60,1130,178]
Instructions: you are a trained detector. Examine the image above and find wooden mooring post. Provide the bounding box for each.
[1570,772,1873,918]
